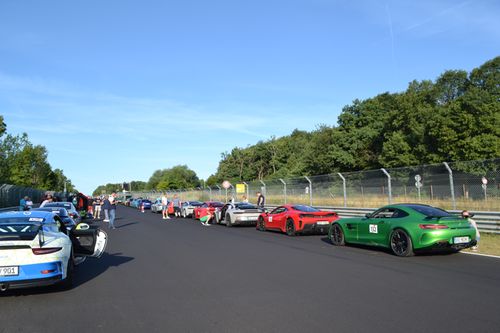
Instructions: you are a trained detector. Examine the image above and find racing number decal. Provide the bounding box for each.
[269,216,273,222]
[369,224,378,234]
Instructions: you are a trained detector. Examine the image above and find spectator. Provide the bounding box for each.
[199,209,214,226]
[93,197,102,219]
[40,194,53,207]
[173,194,181,217]
[102,195,111,222]
[161,193,170,220]
[462,210,480,251]
[25,197,33,210]
[241,195,249,203]
[19,196,28,211]
[109,192,117,229]
[256,191,265,209]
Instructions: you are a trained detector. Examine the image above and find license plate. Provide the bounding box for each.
[0,266,19,276]
[316,221,329,225]
[453,236,470,244]
[239,216,249,221]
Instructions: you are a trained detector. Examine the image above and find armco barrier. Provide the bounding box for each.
[264,205,500,234]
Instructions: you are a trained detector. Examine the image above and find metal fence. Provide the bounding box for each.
[0,184,65,209]
[128,158,499,212]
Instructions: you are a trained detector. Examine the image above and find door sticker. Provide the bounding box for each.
[369,224,378,233]
[269,216,273,222]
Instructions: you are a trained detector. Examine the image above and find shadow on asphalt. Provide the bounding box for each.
[116,222,138,229]
[0,252,134,297]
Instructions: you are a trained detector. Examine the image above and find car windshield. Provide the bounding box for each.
[34,208,69,217]
[406,205,452,217]
[292,205,320,212]
[45,202,72,209]
[211,202,224,207]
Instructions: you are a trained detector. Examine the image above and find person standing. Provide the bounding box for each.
[161,193,170,219]
[256,191,265,209]
[102,195,111,222]
[93,197,102,219]
[109,192,117,229]
[173,194,181,217]
[462,210,480,251]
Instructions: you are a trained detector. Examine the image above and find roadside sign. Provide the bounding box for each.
[222,180,231,189]
[236,183,245,194]
[414,175,421,182]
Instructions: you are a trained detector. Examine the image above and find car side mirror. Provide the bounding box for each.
[365,213,371,218]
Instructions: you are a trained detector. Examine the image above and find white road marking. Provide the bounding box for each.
[462,252,500,259]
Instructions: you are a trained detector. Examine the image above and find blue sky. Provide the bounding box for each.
[0,0,498,194]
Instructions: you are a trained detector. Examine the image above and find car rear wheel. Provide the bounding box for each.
[182,210,187,218]
[330,223,345,246]
[286,219,296,236]
[226,214,232,227]
[390,229,414,257]
[258,217,266,231]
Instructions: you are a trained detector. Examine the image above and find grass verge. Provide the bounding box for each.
[463,232,500,257]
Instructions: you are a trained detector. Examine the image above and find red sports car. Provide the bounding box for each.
[193,201,225,220]
[256,205,339,236]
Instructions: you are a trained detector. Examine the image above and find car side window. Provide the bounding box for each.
[392,209,409,218]
[270,207,283,214]
[372,208,396,219]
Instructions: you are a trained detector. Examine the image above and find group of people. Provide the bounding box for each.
[19,196,34,211]
[87,193,118,229]
[159,194,183,219]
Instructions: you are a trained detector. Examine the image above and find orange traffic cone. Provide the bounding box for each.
[141,204,145,213]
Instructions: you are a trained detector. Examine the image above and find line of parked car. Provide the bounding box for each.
[125,199,479,258]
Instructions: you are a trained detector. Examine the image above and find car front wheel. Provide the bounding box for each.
[330,223,345,246]
[258,217,266,231]
[390,229,414,257]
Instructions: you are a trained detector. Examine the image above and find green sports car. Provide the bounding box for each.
[328,204,477,257]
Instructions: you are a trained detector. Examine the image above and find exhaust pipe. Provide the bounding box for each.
[0,283,8,292]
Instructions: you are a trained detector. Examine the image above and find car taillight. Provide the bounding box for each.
[32,247,63,255]
[419,224,449,230]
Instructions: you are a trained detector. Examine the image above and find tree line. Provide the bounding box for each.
[0,117,76,192]
[93,57,499,193]
[206,57,499,185]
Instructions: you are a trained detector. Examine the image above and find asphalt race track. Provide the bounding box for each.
[2,206,500,333]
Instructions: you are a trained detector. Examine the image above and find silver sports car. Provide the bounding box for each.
[215,202,262,227]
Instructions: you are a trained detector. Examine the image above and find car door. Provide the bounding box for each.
[358,208,393,245]
[71,228,107,258]
[267,207,287,230]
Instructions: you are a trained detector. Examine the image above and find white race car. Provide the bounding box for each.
[0,210,107,292]
[215,202,263,227]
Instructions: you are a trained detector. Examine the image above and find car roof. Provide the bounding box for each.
[0,210,54,219]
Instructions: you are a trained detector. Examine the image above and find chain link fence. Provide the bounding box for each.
[127,158,499,211]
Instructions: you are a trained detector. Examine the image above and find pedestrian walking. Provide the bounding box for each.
[173,194,181,217]
[109,192,117,229]
[462,210,480,251]
[256,191,265,209]
[161,193,170,219]
[102,195,110,222]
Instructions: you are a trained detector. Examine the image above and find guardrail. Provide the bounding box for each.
[264,205,500,234]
